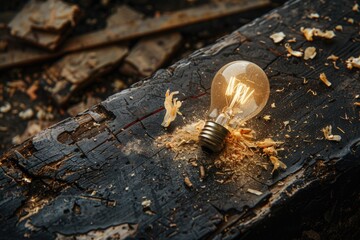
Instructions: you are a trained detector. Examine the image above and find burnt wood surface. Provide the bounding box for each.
[1,0,360,239]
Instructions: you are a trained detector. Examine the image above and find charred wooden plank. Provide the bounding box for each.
[120,33,182,77]
[0,0,270,69]
[41,5,143,106]
[1,0,360,239]
[8,0,80,50]
[42,46,128,105]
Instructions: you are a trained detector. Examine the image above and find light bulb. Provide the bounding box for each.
[199,60,270,152]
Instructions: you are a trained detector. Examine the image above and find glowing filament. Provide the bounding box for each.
[226,78,254,109]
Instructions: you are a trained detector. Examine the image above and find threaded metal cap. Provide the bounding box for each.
[199,121,229,152]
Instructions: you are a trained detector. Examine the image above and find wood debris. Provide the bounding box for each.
[12,120,53,145]
[322,125,341,142]
[307,13,319,19]
[304,46,317,60]
[269,156,287,173]
[247,188,263,196]
[345,56,360,69]
[347,18,354,24]
[319,73,331,87]
[43,46,128,105]
[263,115,271,121]
[199,165,205,180]
[335,25,343,31]
[0,103,11,113]
[161,90,182,128]
[327,54,339,61]
[354,102,360,106]
[300,27,335,41]
[284,43,303,57]
[19,109,34,120]
[353,3,359,12]
[120,33,182,77]
[8,0,80,50]
[270,32,286,43]
[184,177,193,188]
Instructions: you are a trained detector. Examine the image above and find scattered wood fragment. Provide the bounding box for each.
[319,73,331,87]
[335,25,343,31]
[0,0,270,69]
[284,43,303,57]
[322,125,341,142]
[8,0,80,50]
[353,3,359,12]
[304,46,317,60]
[308,13,320,19]
[269,156,287,173]
[247,188,263,196]
[120,33,182,77]
[300,27,335,41]
[161,90,182,128]
[327,54,339,61]
[270,32,285,43]
[184,177,193,188]
[42,46,128,105]
[199,165,205,180]
[346,56,360,69]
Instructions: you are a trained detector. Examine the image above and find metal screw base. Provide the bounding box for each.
[199,121,229,152]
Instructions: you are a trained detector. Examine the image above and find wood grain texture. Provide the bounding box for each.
[1,0,360,239]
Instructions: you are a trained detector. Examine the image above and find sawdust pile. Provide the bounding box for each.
[157,121,286,174]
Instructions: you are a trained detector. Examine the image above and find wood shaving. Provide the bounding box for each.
[199,166,205,179]
[354,102,360,106]
[332,61,340,70]
[304,46,317,60]
[263,115,271,121]
[157,121,285,176]
[347,18,354,24]
[346,56,360,69]
[19,109,34,120]
[353,3,359,12]
[327,54,339,61]
[271,103,276,108]
[308,13,319,19]
[0,103,11,113]
[322,125,341,142]
[269,156,287,173]
[270,32,286,43]
[300,27,335,41]
[141,199,151,208]
[287,37,296,43]
[335,25,343,31]
[184,177,193,187]
[26,81,39,101]
[284,43,303,57]
[161,89,182,127]
[319,73,331,87]
[247,188,263,196]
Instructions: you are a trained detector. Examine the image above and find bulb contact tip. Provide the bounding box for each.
[199,121,229,152]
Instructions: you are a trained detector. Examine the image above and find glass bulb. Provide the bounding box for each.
[199,60,270,152]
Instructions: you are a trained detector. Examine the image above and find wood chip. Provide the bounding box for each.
[335,25,343,31]
[347,18,354,24]
[319,73,331,87]
[284,43,303,57]
[308,13,319,19]
[327,54,339,61]
[346,56,360,69]
[247,188,263,196]
[322,125,341,142]
[269,32,286,43]
[199,165,205,180]
[263,115,271,121]
[304,46,317,60]
[161,90,182,127]
[300,27,335,41]
[269,156,287,173]
[184,177,193,188]
[353,3,359,12]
